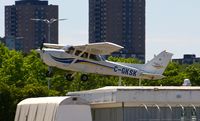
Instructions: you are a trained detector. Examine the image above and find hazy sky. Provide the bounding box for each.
[0,0,200,61]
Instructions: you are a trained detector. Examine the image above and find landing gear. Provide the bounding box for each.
[46,67,53,77]
[46,67,53,90]
[64,73,89,81]
[65,74,74,81]
[81,74,88,81]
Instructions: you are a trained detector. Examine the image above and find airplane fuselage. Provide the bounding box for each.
[40,49,143,79]
[36,42,173,80]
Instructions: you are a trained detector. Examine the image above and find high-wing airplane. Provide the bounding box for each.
[36,42,173,81]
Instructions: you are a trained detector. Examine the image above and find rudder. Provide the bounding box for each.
[143,51,173,75]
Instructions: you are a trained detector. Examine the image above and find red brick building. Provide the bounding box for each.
[5,0,58,52]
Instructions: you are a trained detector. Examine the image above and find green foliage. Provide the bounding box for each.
[184,64,200,85]
[0,44,50,121]
[22,84,49,98]
[22,50,47,85]
[0,82,17,121]
[108,56,142,64]
[0,50,24,85]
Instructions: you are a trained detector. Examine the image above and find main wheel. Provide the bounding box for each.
[65,74,74,81]
[81,74,88,81]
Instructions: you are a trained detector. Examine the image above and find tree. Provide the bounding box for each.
[185,64,200,85]
[156,62,186,86]
[22,50,47,85]
[108,56,142,64]
[0,45,54,121]
[0,45,24,85]
[0,82,17,121]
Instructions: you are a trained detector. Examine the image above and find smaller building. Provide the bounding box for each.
[68,86,200,121]
[4,36,24,50]
[0,37,5,43]
[14,96,91,121]
[173,54,200,64]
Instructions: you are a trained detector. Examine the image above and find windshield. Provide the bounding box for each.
[65,46,75,54]
[89,54,105,61]
[98,55,106,61]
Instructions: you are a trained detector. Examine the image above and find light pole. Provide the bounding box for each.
[31,18,66,89]
[31,18,66,43]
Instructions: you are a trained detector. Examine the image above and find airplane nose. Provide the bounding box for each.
[36,49,45,55]
[35,49,44,61]
[36,49,41,54]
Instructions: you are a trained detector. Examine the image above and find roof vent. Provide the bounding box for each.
[72,97,77,101]
[182,79,191,86]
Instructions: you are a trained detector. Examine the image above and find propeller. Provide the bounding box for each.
[40,42,44,50]
[36,37,45,54]
[40,36,46,50]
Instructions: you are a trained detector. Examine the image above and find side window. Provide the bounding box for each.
[90,54,99,61]
[75,50,82,56]
[81,52,88,58]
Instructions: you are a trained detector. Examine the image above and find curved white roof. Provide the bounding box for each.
[18,96,68,105]
[18,96,88,105]
[15,96,89,121]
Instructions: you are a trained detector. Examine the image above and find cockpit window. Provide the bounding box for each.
[99,55,106,61]
[75,50,82,56]
[89,54,97,61]
[89,54,101,61]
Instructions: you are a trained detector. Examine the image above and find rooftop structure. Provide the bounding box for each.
[68,86,200,106]
[15,0,48,5]
[68,86,200,121]
[5,0,58,52]
[173,54,200,64]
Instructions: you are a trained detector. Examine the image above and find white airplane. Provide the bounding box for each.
[36,42,173,81]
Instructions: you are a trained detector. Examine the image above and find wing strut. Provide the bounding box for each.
[70,46,88,64]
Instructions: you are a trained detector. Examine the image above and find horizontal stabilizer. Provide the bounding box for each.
[141,72,165,80]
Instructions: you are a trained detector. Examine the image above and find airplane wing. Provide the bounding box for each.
[43,42,123,55]
[73,42,124,55]
[43,43,64,49]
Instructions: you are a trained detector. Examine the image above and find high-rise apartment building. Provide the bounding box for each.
[5,0,58,52]
[89,0,145,62]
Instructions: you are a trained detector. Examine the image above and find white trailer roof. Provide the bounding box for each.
[18,96,67,105]
[18,96,88,105]
[15,96,88,121]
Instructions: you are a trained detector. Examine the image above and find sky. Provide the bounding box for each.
[0,0,200,61]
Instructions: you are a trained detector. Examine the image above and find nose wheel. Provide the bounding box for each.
[46,67,53,77]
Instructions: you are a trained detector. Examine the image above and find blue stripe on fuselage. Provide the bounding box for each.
[50,55,113,69]
[50,55,74,64]
[75,60,113,69]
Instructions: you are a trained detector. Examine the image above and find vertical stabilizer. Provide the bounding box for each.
[143,51,173,74]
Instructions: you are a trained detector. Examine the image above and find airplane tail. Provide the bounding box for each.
[143,51,173,75]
